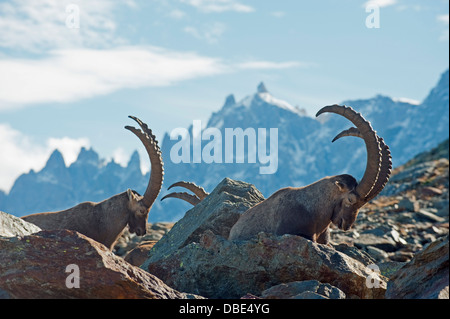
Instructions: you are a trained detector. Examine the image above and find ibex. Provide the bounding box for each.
[164,105,392,245]
[228,104,392,244]
[22,116,164,250]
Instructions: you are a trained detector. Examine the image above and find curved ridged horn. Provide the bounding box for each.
[333,127,392,203]
[332,127,362,142]
[316,105,382,200]
[168,181,209,200]
[161,192,201,206]
[125,116,164,208]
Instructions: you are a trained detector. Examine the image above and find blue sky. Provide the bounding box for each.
[0,0,448,192]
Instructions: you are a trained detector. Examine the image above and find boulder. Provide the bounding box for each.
[0,211,41,237]
[147,230,387,299]
[386,235,449,299]
[353,226,405,252]
[0,229,201,299]
[260,280,346,299]
[142,178,264,268]
[124,241,158,267]
[397,197,420,212]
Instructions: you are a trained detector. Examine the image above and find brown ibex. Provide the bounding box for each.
[228,104,392,244]
[22,116,164,250]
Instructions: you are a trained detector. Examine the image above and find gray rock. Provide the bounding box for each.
[433,199,449,217]
[0,229,202,299]
[377,261,407,279]
[261,280,346,299]
[142,178,264,268]
[386,235,449,299]
[415,209,445,223]
[333,243,376,265]
[0,211,41,238]
[146,231,387,299]
[397,197,420,212]
[366,246,389,261]
[293,291,329,299]
[354,231,398,252]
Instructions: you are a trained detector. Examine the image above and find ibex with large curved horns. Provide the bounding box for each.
[228,104,392,244]
[22,116,164,250]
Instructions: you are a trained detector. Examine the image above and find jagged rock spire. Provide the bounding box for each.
[257,82,268,94]
[223,94,236,108]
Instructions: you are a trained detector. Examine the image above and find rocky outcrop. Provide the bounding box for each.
[0,210,41,237]
[386,235,449,299]
[147,230,386,299]
[1,136,447,299]
[260,280,346,299]
[0,228,200,299]
[142,178,264,269]
[113,222,174,257]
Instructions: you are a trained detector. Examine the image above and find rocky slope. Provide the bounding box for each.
[0,137,448,299]
[0,212,198,299]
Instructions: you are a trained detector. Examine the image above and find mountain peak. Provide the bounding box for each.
[257,82,268,93]
[44,150,66,170]
[75,147,100,167]
[127,150,141,172]
[223,94,236,108]
[423,69,449,106]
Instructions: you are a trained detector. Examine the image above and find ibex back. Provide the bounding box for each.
[22,116,164,250]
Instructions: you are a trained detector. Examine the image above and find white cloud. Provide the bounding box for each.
[437,14,449,25]
[169,9,187,19]
[111,148,149,174]
[0,0,121,52]
[180,0,254,13]
[183,22,226,43]
[0,123,89,192]
[47,137,91,165]
[0,46,227,108]
[111,147,130,167]
[363,0,397,8]
[437,14,449,42]
[392,97,421,105]
[271,11,286,18]
[0,46,309,108]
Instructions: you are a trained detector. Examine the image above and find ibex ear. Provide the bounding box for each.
[127,189,139,203]
[334,181,347,193]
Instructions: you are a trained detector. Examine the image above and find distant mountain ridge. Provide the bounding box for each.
[1,69,448,222]
[0,147,149,217]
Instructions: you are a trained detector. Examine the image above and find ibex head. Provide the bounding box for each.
[329,174,359,231]
[124,116,164,236]
[316,105,392,231]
